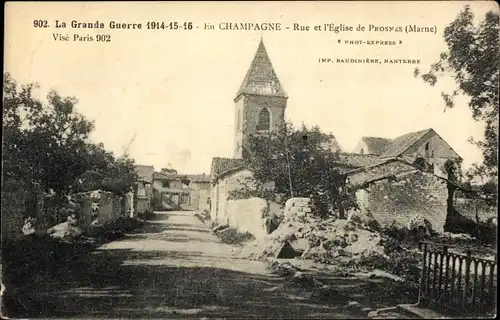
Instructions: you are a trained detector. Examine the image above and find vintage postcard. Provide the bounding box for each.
[2,1,498,319]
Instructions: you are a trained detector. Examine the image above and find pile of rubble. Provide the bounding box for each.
[254,197,388,264]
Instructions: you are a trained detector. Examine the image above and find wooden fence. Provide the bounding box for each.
[418,241,497,316]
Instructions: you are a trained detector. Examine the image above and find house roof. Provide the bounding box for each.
[361,136,392,155]
[211,157,247,181]
[234,39,288,101]
[380,128,433,157]
[135,165,154,183]
[338,153,385,169]
[345,157,471,191]
[153,172,210,183]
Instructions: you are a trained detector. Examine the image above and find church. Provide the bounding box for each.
[209,38,294,222]
[209,39,467,233]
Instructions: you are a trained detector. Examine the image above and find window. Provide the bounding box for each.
[360,148,364,155]
[256,108,270,131]
[180,194,190,205]
[425,142,430,157]
[162,180,170,188]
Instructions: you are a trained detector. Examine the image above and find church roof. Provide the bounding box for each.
[380,128,433,157]
[361,136,393,155]
[234,39,288,101]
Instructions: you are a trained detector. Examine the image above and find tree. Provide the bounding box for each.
[239,122,357,219]
[2,73,138,213]
[76,143,138,196]
[414,6,499,184]
[3,74,95,195]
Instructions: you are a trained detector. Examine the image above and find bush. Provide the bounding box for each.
[216,227,255,245]
[138,210,154,220]
[348,250,422,287]
[445,210,497,245]
[381,219,434,248]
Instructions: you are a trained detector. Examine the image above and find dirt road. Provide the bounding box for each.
[16,211,365,319]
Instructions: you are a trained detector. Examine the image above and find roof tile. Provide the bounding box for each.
[211,157,246,181]
[361,136,392,155]
[380,129,432,157]
[235,39,287,100]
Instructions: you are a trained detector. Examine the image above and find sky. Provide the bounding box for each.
[5,1,497,174]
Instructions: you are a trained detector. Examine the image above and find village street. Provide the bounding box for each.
[19,211,370,319]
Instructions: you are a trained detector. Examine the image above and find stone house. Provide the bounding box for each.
[210,157,248,221]
[153,172,210,211]
[210,157,282,238]
[134,165,154,215]
[352,128,463,179]
[345,157,469,233]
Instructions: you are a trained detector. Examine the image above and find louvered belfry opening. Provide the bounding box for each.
[257,108,270,131]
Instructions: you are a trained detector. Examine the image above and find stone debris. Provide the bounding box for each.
[47,215,83,241]
[258,211,387,264]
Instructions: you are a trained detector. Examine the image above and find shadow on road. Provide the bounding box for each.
[10,248,365,319]
[4,211,372,319]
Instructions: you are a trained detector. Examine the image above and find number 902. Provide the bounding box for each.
[33,20,48,28]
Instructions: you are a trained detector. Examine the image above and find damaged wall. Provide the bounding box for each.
[211,169,255,222]
[355,171,449,232]
[211,168,283,239]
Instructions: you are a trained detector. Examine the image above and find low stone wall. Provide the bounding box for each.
[74,190,126,229]
[1,181,44,239]
[284,197,313,218]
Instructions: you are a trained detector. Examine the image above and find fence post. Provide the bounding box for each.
[418,242,428,306]
[461,250,472,313]
[442,245,449,303]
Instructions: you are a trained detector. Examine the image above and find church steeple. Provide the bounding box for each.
[233,39,288,159]
[234,39,288,102]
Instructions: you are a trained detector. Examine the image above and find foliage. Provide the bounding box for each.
[381,221,433,250]
[243,122,358,219]
[2,73,138,207]
[215,227,255,246]
[3,73,137,228]
[138,210,155,220]
[414,6,499,183]
[444,209,497,245]
[349,250,422,287]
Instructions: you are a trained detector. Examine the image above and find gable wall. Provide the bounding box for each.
[355,171,449,232]
[404,131,460,159]
[352,140,368,154]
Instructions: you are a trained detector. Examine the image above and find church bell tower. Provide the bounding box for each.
[233,39,288,159]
